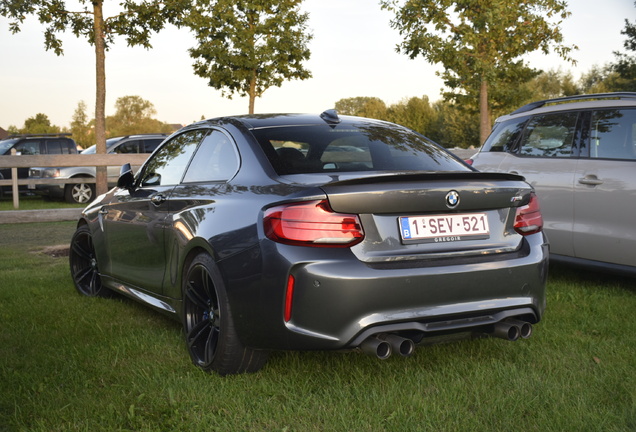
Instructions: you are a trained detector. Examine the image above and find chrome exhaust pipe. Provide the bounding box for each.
[491,321,520,341]
[360,336,392,359]
[382,334,415,357]
[506,319,533,339]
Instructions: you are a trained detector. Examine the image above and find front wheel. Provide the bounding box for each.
[182,253,268,375]
[69,224,110,297]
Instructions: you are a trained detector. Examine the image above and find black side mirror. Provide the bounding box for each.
[117,163,135,192]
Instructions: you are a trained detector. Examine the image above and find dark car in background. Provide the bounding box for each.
[70,111,548,375]
[470,93,636,276]
[0,133,78,198]
[29,133,167,204]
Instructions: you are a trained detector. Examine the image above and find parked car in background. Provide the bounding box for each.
[70,111,548,375]
[469,92,636,276]
[29,133,167,204]
[0,133,78,198]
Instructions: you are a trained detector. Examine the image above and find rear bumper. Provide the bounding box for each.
[226,232,548,351]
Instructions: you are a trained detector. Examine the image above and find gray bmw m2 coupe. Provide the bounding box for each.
[70,111,548,375]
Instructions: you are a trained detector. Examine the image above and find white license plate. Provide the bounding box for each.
[399,213,490,243]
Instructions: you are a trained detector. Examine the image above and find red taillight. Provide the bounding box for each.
[514,193,543,236]
[464,159,474,165]
[284,274,295,322]
[263,200,364,247]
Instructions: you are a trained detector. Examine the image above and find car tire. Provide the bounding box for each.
[182,252,269,375]
[69,224,111,297]
[65,180,95,204]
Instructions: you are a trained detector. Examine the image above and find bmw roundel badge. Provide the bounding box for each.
[446,190,460,208]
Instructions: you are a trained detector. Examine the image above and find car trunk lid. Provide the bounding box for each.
[319,172,535,262]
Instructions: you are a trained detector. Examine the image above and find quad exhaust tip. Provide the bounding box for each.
[360,320,532,360]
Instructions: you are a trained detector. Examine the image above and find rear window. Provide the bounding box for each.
[250,123,468,175]
[45,139,76,154]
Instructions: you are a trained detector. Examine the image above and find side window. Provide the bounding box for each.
[15,140,41,155]
[182,131,239,183]
[45,139,64,154]
[62,140,76,154]
[114,140,140,154]
[589,109,636,160]
[518,112,578,158]
[141,138,164,153]
[139,130,209,187]
[482,117,527,153]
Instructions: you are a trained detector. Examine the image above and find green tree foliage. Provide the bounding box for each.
[386,96,437,136]
[335,97,388,119]
[6,125,20,135]
[13,113,61,135]
[0,0,187,194]
[529,69,579,101]
[481,62,541,118]
[578,7,636,94]
[106,96,173,137]
[508,69,580,109]
[70,101,93,150]
[334,96,478,147]
[609,6,636,91]
[380,0,576,144]
[578,65,613,94]
[334,96,439,137]
[184,0,313,114]
[577,65,629,94]
[429,101,480,149]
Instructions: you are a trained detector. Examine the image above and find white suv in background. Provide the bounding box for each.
[29,134,167,204]
[469,92,636,276]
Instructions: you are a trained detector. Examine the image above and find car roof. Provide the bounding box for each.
[109,133,168,140]
[193,110,392,131]
[5,133,73,140]
[496,92,636,123]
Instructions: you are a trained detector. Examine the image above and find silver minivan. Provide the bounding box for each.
[470,92,636,276]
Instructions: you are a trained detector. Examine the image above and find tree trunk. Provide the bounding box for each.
[248,70,256,114]
[479,79,491,146]
[93,1,108,196]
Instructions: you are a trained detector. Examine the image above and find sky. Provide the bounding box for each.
[0,0,634,130]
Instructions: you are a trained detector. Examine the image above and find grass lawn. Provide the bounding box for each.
[0,222,634,431]
[0,195,85,211]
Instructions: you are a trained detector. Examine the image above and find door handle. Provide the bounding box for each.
[150,193,166,205]
[578,176,603,186]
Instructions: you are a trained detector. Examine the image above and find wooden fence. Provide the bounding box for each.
[0,152,148,210]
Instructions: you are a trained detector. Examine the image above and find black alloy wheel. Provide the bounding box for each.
[69,225,109,297]
[182,253,268,375]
